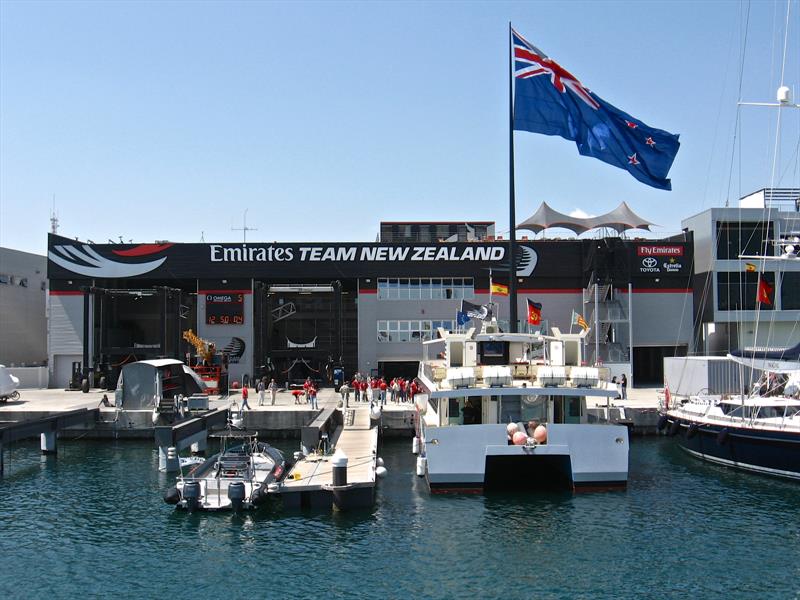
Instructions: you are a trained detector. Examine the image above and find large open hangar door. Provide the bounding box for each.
[254,280,357,386]
[87,284,196,389]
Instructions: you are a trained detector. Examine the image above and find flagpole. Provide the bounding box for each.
[489,268,493,305]
[508,22,518,333]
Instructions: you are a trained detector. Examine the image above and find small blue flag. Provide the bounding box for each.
[512,28,680,190]
[456,311,470,326]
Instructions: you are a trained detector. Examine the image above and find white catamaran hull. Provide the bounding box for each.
[422,423,629,492]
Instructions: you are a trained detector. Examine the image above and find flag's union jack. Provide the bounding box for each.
[513,28,600,110]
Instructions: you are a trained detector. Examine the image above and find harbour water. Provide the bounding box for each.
[0,438,797,599]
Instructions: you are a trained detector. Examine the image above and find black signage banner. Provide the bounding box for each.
[46,234,691,286]
[47,234,582,281]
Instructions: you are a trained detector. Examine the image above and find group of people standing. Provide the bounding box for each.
[237,372,425,411]
[339,373,420,407]
[610,373,628,400]
[239,377,280,410]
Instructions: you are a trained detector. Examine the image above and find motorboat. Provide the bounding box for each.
[164,430,287,511]
[414,320,629,493]
[661,345,800,481]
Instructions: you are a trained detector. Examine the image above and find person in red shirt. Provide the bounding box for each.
[409,379,418,402]
[241,385,250,410]
[399,378,407,402]
[309,386,318,409]
[379,379,388,405]
[360,380,368,402]
[352,378,361,402]
[303,377,312,404]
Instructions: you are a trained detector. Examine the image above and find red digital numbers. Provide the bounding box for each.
[206,310,244,325]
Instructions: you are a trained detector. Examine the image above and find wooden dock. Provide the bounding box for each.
[280,406,379,510]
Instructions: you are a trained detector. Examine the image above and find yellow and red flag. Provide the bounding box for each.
[572,310,589,331]
[490,282,509,296]
[745,262,757,273]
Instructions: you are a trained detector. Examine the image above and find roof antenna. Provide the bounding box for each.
[232,208,257,244]
[50,194,59,234]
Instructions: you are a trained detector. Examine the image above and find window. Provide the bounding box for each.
[376,319,456,343]
[408,278,420,300]
[716,222,774,259]
[781,273,800,310]
[377,278,474,300]
[717,272,775,311]
[398,279,410,300]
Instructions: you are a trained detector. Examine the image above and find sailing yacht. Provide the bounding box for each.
[661,6,800,480]
[662,342,800,480]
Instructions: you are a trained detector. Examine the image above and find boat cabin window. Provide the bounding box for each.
[462,398,481,425]
[448,398,462,425]
[446,397,482,425]
[479,341,508,365]
[500,398,521,424]
[521,395,547,423]
[721,405,757,420]
[756,406,788,419]
[553,396,582,424]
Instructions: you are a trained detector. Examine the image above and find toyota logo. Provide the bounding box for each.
[642,257,658,268]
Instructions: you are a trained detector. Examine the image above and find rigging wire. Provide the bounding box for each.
[752,0,795,377]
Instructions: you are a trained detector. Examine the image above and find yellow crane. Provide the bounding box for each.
[182,329,216,364]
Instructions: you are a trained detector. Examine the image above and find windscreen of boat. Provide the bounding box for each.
[719,404,757,419]
[521,395,547,422]
[756,405,800,419]
[500,398,522,423]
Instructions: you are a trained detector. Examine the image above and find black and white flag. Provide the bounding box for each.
[461,300,492,321]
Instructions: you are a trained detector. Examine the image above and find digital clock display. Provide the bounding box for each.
[206,293,244,325]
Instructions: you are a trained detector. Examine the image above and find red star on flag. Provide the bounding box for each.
[625,120,638,129]
[646,137,656,147]
[628,153,640,165]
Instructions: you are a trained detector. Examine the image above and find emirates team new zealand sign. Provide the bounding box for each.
[47,234,542,280]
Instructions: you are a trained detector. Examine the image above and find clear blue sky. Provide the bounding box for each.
[1,0,798,255]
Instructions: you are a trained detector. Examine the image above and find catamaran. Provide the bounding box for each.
[414,320,629,493]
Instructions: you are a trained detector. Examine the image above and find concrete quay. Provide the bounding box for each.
[0,385,662,443]
[0,387,417,441]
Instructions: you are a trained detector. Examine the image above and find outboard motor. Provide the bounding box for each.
[163,487,181,505]
[182,481,202,511]
[228,482,246,511]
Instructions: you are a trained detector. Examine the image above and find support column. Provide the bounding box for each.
[594,283,600,366]
[159,446,180,472]
[41,431,57,455]
[82,287,90,384]
[332,449,348,487]
[190,434,208,456]
[628,282,634,388]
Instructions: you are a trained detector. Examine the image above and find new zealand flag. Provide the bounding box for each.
[512,28,680,190]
